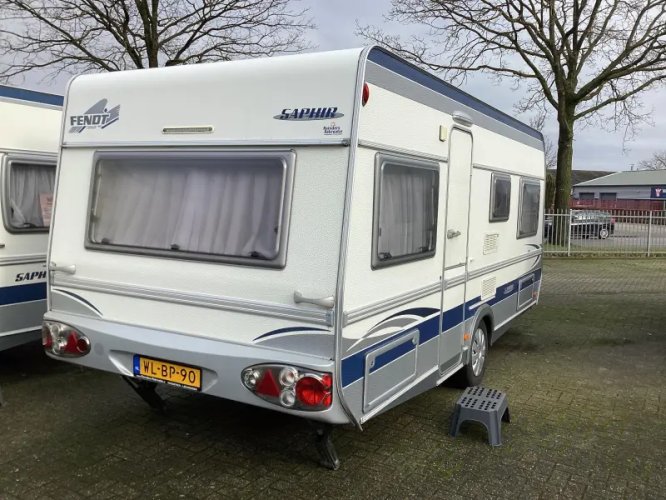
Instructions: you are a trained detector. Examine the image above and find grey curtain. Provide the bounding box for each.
[91,157,284,259]
[378,164,437,259]
[519,182,540,236]
[9,162,55,229]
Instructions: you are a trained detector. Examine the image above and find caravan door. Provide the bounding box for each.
[439,127,473,372]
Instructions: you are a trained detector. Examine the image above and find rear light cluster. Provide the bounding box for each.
[241,364,332,411]
[42,321,91,357]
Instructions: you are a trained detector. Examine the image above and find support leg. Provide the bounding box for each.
[449,405,462,437]
[310,422,340,470]
[122,376,167,414]
[488,416,502,447]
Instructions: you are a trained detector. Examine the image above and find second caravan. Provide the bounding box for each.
[43,47,544,467]
[1,86,62,351]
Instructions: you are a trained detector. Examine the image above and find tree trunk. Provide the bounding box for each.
[554,108,575,212]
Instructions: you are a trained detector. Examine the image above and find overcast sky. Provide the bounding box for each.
[10,0,666,172]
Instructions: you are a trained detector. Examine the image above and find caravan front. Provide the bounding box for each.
[45,47,544,467]
[0,86,62,351]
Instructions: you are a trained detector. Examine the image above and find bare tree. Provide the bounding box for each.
[636,151,666,170]
[0,0,313,77]
[360,1,666,210]
[529,114,556,170]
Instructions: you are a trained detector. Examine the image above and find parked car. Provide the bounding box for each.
[544,210,615,242]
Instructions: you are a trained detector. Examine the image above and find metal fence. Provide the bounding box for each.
[544,209,666,256]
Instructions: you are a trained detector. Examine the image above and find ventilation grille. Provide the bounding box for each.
[481,276,497,301]
[483,233,499,254]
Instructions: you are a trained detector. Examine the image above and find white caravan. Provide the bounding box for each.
[44,47,544,468]
[0,86,62,351]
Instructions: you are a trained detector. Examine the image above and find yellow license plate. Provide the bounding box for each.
[133,355,202,391]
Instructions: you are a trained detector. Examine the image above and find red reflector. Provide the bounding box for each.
[321,373,332,390]
[76,337,89,353]
[255,369,280,398]
[296,376,329,407]
[362,83,370,106]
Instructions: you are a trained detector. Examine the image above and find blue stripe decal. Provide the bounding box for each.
[0,85,63,106]
[254,326,329,341]
[370,336,416,374]
[387,307,439,320]
[0,282,47,306]
[367,48,543,143]
[443,304,464,332]
[341,269,542,387]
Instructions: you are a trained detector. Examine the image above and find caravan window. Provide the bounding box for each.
[87,151,294,268]
[372,154,439,269]
[517,179,541,238]
[490,173,511,222]
[3,158,56,232]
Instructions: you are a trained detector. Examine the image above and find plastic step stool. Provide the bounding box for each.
[449,386,510,446]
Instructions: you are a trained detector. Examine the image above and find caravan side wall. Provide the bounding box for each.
[339,51,545,423]
[0,91,61,350]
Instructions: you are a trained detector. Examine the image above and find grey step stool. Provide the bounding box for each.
[449,386,510,446]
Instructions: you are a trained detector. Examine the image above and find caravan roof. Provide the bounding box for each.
[62,47,542,150]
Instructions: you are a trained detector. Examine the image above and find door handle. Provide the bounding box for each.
[0,243,5,249]
[294,291,335,310]
[447,229,462,239]
[49,262,76,275]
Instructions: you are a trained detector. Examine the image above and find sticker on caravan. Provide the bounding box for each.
[323,122,342,136]
[69,99,120,133]
[274,107,344,121]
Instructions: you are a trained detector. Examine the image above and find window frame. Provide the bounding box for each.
[516,177,541,239]
[489,172,512,222]
[371,152,440,270]
[85,149,296,269]
[1,153,57,234]
[599,192,617,201]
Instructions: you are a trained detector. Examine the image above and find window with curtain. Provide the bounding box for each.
[373,156,439,268]
[490,173,511,222]
[88,152,292,267]
[6,160,56,231]
[518,179,541,238]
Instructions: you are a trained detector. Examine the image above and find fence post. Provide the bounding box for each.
[567,210,572,257]
[647,211,653,257]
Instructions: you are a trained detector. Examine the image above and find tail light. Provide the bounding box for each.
[362,82,370,106]
[42,321,90,357]
[241,364,332,411]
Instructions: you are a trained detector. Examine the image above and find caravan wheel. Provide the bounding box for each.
[458,322,489,387]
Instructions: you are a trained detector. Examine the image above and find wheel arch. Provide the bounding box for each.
[470,304,494,347]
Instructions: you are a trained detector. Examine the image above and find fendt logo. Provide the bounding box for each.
[69,98,120,133]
